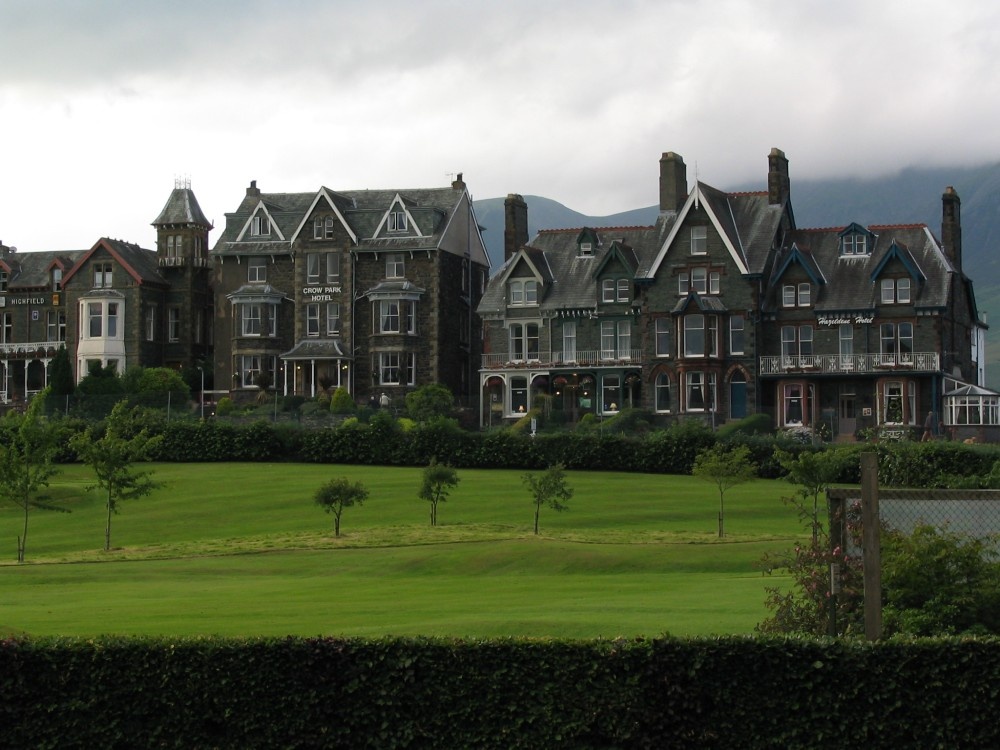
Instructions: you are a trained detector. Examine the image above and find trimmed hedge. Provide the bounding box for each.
[43,412,1000,482]
[1,636,998,749]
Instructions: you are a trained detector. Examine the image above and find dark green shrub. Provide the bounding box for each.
[716,412,773,439]
[330,387,355,415]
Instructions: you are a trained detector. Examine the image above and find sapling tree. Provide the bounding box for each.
[776,448,846,544]
[523,463,573,535]
[315,477,369,537]
[71,401,163,551]
[692,444,756,538]
[0,401,65,562]
[419,458,459,526]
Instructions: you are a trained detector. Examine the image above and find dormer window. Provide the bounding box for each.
[881,277,911,304]
[579,242,593,257]
[388,211,407,232]
[313,216,336,240]
[842,233,868,255]
[0,270,7,292]
[509,279,538,306]
[51,268,62,292]
[251,215,269,236]
[690,226,707,255]
[782,283,811,307]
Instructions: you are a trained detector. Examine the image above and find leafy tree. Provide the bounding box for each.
[692,444,756,537]
[523,463,572,535]
[70,401,163,551]
[0,403,65,562]
[48,346,75,397]
[315,477,369,537]
[405,383,454,422]
[419,459,459,526]
[777,448,846,544]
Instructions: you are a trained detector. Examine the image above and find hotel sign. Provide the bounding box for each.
[0,295,46,307]
[817,315,874,327]
[302,285,342,302]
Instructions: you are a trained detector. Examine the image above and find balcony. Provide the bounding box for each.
[481,348,644,370]
[759,352,940,376]
[0,342,63,359]
[159,257,214,269]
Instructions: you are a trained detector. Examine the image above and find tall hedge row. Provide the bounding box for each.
[42,414,1000,482]
[2,635,998,749]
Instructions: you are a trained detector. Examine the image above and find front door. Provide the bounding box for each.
[839,389,857,437]
[730,374,747,420]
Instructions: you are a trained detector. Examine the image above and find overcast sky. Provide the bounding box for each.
[2,0,999,252]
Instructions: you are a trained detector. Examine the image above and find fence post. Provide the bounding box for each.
[860,452,882,640]
[826,490,846,637]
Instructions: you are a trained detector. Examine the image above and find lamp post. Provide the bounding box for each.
[199,366,205,420]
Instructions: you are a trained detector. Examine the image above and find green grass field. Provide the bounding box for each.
[0,463,804,638]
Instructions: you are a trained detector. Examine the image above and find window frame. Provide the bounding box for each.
[690,226,708,255]
[326,302,340,335]
[248,257,266,283]
[168,308,180,342]
[306,303,320,337]
[729,315,745,355]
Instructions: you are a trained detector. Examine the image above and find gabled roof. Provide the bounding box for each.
[778,224,948,313]
[61,238,165,289]
[212,184,485,265]
[236,202,286,242]
[645,183,783,279]
[771,244,827,286]
[592,241,638,279]
[372,194,425,239]
[289,188,358,245]
[869,240,926,283]
[478,225,657,316]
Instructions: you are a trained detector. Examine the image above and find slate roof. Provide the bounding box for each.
[153,187,212,228]
[774,224,949,313]
[479,225,658,316]
[211,184,481,262]
[60,238,167,289]
[1,249,86,289]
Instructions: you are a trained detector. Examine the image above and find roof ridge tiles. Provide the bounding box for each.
[536,225,654,234]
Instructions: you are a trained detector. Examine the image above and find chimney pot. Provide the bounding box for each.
[659,152,687,213]
[504,194,529,262]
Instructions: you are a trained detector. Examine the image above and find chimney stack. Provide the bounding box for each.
[768,148,790,205]
[451,172,466,191]
[942,185,962,269]
[246,180,260,198]
[504,194,529,262]
[659,152,687,213]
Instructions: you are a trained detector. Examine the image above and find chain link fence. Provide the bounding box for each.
[828,487,1000,552]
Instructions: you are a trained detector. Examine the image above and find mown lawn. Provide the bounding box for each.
[0,463,805,638]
